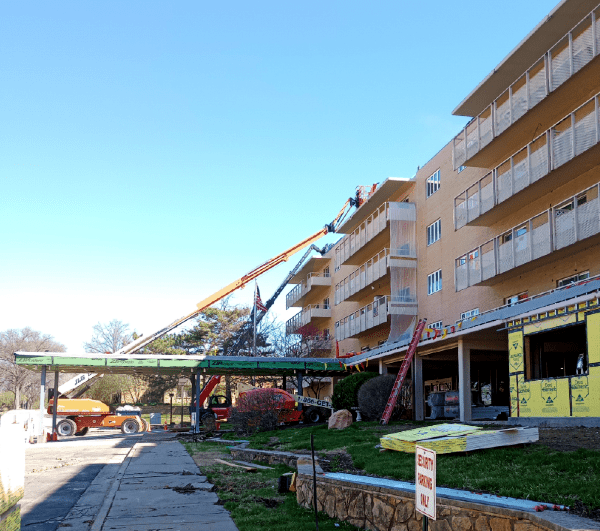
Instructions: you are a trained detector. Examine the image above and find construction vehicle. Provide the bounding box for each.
[191,375,329,427]
[47,398,145,437]
[45,190,367,437]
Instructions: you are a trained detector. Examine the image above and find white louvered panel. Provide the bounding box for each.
[574,109,596,156]
[468,257,481,285]
[512,157,529,194]
[552,125,573,168]
[511,83,528,123]
[528,64,546,108]
[480,178,494,215]
[577,196,600,240]
[495,99,511,136]
[498,242,514,274]
[467,190,479,223]
[531,220,551,260]
[466,126,479,159]
[481,249,496,281]
[554,210,576,249]
[496,165,513,204]
[480,115,493,149]
[454,140,466,168]
[359,269,366,291]
[514,233,531,267]
[529,140,549,183]
[455,200,467,230]
[572,22,593,74]
[551,41,571,91]
[455,263,468,292]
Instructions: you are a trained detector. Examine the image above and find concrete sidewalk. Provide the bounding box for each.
[61,439,238,531]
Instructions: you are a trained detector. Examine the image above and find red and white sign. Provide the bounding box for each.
[415,446,436,520]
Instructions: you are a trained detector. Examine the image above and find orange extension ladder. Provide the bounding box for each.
[380,319,427,425]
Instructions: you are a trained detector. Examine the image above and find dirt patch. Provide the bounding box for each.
[535,427,600,452]
[189,450,229,468]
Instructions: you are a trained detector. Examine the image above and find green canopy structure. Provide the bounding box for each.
[14,351,346,377]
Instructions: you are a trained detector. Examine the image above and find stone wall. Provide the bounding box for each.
[229,447,301,468]
[296,465,588,531]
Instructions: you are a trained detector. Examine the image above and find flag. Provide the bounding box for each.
[255,285,267,313]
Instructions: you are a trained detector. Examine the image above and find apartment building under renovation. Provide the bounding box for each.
[285,0,600,425]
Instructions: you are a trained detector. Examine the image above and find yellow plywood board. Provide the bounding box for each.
[508,330,524,373]
[380,426,538,455]
[524,314,576,335]
[587,312,600,365]
[380,424,481,454]
[510,374,519,417]
[572,367,600,417]
[520,378,570,417]
[383,424,480,442]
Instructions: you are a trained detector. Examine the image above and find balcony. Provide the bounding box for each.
[334,202,390,269]
[335,247,417,305]
[335,296,390,341]
[455,91,600,229]
[286,273,332,309]
[452,4,600,170]
[286,305,332,335]
[455,181,600,290]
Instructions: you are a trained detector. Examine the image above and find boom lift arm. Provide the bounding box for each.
[225,242,333,355]
[115,198,355,356]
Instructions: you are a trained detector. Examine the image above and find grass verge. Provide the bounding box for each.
[222,421,600,511]
[182,440,359,531]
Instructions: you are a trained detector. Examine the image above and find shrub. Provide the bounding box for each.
[331,372,378,412]
[358,374,407,421]
[229,389,286,435]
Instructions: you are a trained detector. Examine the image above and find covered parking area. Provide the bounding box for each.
[14,351,347,437]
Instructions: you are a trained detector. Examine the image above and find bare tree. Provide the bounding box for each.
[0,327,66,408]
[84,319,133,353]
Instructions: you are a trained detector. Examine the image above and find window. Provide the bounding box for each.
[505,292,528,306]
[457,165,466,173]
[323,298,330,309]
[430,321,443,329]
[525,324,587,380]
[557,271,589,288]
[460,308,479,320]
[323,266,330,277]
[427,219,441,245]
[426,170,441,197]
[427,270,442,294]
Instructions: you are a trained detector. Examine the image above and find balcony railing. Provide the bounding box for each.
[452,4,600,169]
[455,91,600,228]
[286,272,332,309]
[334,247,416,305]
[335,296,391,341]
[334,202,389,270]
[286,304,332,335]
[455,181,600,290]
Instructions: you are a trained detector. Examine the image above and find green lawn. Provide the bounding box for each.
[182,441,359,531]
[222,421,600,511]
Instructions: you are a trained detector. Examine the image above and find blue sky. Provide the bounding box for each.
[1,0,558,352]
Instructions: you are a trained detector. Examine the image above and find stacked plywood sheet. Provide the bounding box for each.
[380,424,539,454]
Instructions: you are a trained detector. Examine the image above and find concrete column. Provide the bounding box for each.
[378,360,388,375]
[413,355,424,421]
[458,339,472,422]
[52,371,59,436]
[39,366,47,437]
